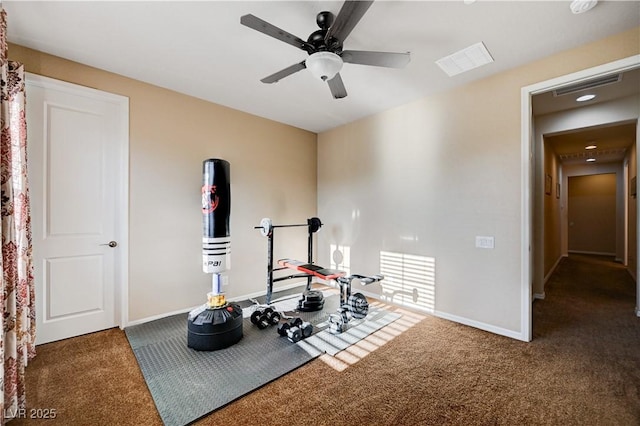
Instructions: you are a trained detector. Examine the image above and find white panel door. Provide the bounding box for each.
[26,74,128,344]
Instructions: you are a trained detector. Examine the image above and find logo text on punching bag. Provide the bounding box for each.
[202,185,219,214]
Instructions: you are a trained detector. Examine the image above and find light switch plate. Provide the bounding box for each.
[476,236,495,249]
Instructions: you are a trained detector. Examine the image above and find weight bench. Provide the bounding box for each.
[277,258,345,311]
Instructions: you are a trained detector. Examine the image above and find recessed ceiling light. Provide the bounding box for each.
[586,158,596,162]
[576,94,596,102]
[585,145,597,150]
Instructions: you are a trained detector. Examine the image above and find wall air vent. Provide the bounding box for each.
[553,73,622,96]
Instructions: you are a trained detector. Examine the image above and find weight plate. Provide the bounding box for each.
[250,310,262,325]
[301,322,313,338]
[277,322,290,336]
[257,315,270,329]
[302,290,324,302]
[259,217,273,237]
[308,217,322,233]
[348,293,369,319]
[298,299,324,311]
[269,311,281,325]
[287,326,302,343]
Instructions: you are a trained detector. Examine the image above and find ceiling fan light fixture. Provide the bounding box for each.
[570,0,598,14]
[306,52,343,81]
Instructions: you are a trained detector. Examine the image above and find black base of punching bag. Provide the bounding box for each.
[187,303,243,351]
[297,290,325,312]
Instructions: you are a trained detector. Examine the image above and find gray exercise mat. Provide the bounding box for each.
[299,307,402,356]
[125,294,401,426]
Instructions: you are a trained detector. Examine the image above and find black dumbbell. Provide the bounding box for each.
[277,317,302,335]
[286,326,303,343]
[277,317,313,342]
[265,308,281,325]
[251,307,281,329]
[300,321,313,338]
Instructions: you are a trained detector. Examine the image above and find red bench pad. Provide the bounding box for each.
[277,258,346,281]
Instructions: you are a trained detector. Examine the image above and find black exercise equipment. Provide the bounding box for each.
[297,289,325,312]
[187,304,244,351]
[277,317,313,343]
[255,216,337,310]
[250,307,282,329]
[188,159,243,351]
[276,258,345,312]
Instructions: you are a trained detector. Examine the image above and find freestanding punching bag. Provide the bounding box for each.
[202,159,231,276]
[187,159,243,351]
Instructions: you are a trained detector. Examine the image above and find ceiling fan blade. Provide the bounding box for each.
[327,73,348,99]
[261,61,307,84]
[325,1,374,44]
[241,14,312,52]
[341,50,411,68]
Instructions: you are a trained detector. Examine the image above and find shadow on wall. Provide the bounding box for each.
[330,243,351,275]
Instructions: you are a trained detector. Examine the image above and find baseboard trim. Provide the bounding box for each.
[127,306,196,327]
[533,292,546,300]
[126,280,309,327]
[567,250,616,257]
[355,288,526,342]
[434,310,526,341]
[543,255,566,285]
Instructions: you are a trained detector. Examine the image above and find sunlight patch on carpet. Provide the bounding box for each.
[316,302,427,371]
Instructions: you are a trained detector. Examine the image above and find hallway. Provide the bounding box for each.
[534,254,637,338]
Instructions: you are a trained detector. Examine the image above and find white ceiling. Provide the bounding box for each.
[4,1,640,133]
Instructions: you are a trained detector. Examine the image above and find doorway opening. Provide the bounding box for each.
[521,55,640,341]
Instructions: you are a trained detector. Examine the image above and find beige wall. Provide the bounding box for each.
[11,44,317,322]
[628,143,638,283]
[317,27,640,337]
[542,141,562,281]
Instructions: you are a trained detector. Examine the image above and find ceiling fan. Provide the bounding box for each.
[240,0,410,99]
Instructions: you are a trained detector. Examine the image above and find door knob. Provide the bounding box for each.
[100,241,118,248]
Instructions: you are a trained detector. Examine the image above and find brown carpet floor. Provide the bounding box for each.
[14,254,640,425]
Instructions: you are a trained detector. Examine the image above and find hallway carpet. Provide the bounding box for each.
[15,255,640,425]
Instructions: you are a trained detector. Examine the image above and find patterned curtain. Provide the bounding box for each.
[0,9,36,423]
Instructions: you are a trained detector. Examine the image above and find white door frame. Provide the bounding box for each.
[521,55,640,341]
[26,73,130,330]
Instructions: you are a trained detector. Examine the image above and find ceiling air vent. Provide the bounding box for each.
[553,73,622,96]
